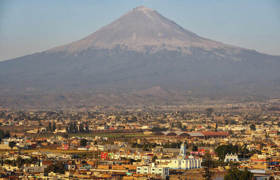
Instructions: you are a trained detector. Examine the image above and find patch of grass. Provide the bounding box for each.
[0,148,95,155]
[69,132,151,138]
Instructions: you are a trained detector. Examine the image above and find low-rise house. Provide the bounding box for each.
[224,153,239,162]
[136,163,169,178]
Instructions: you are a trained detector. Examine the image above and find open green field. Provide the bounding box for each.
[68,132,151,138]
[0,148,96,155]
[25,132,152,139]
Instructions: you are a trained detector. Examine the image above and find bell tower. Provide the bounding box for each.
[179,142,186,159]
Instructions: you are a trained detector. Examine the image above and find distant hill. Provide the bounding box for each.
[0,6,280,108]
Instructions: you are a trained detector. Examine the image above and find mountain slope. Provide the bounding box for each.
[50,6,236,53]
[0,6,280,108]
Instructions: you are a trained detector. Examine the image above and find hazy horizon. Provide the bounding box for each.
[0,0,280,61]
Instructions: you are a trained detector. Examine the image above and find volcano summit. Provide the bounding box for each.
[0,6,280,108]
[51,6,230,54]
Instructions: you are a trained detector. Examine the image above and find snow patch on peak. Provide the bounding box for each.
[134,6,154,12]
[133,6,155,20]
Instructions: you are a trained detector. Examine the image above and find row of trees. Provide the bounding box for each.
[66,122,89,133]
[224,167,253,180]
[47,122,56,132]
[163,142,182,149]
[202,153,215,180]
[215,144,256,160]
[0,130,10,142]
[131,143,157,151]
[131,141,186,150]
[201,153,253,180]
[44,162,65,175]
[1,156,39,168]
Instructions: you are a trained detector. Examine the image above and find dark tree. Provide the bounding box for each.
[151,127,167,132]
[80,138,88,147]
[62,134,69,139]
[215,144,239,160]
[152,155,157,162]
[45,161,65,175]
[250,124,256,131]
[0,130,10,140]
[79,123,84,133]
[201,153,214,180]
[9,141,16,150]
[85,123,89,132]
[48,122,52,132]
[52,122,56,132]
[192,145,198,152]
[16,156,24,168]
[224,167,253,180]
[67,122,79,133]
[206,108,214,117]
[73,122,78,133]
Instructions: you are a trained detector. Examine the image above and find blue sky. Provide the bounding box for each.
[0,0,279,61]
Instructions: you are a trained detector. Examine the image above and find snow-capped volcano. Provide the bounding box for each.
[51,6,233,54]
[0,6,280,108]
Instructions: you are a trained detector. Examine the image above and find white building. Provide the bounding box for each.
[157,157,201,169]
[136,163,169,178]
[224,153,239,162]
[156,143,202,170]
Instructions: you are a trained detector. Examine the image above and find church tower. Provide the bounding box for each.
[179,142,186,159]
